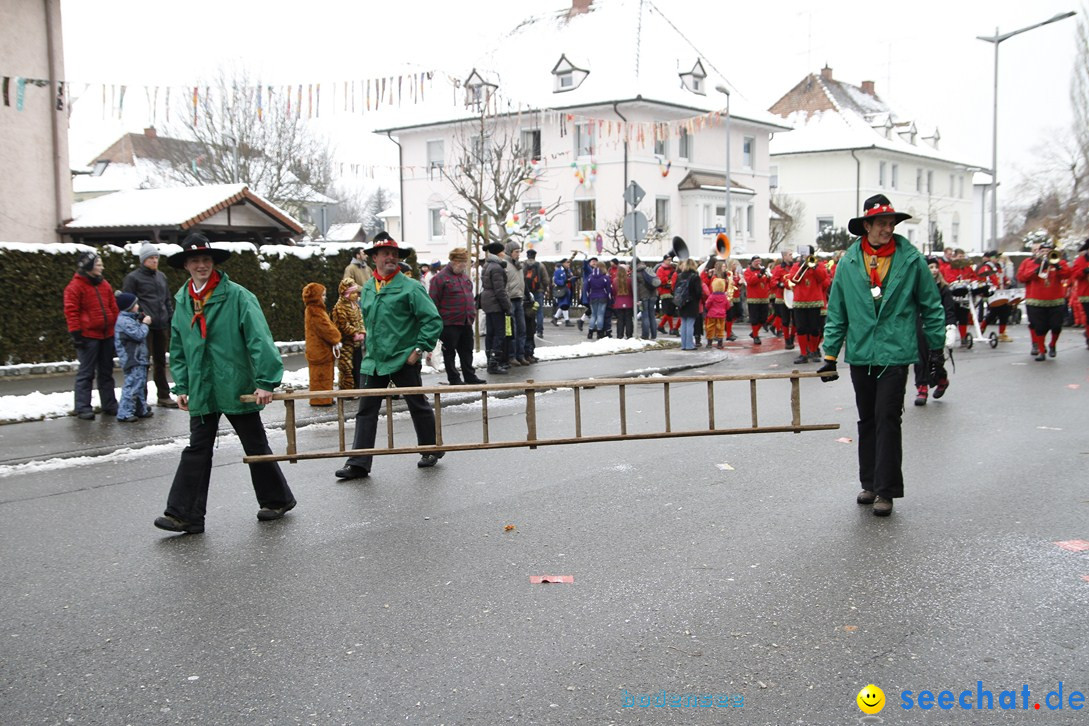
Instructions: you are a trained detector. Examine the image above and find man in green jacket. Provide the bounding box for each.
[154,233,296,535]
[816,195,945,517]
[335,233,444,479]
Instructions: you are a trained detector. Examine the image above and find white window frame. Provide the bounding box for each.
[817,216,834,234]
[746,205,754,236]
[427,140,444,179]
[879,161,887,188]
[575,198,596,234]
[678,128,692,159]
[916,168,923,192]
[891,163,899,190]
[654,136,668,157]
[429,207,445,240]
[742,136,754,169]
[574,123,595,158]
[769,165,779,189]
[926,170,934,194]
[520,128,541,162]
[655,197,670,233]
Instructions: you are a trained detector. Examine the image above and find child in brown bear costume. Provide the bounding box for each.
[302,282,341,406]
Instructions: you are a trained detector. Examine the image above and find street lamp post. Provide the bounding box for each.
[715,85,732,243]
[977,11,1075,248]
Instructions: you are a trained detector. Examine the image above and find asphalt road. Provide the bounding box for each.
[1,331,1087,725]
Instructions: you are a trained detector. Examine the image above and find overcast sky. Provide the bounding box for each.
[61,0,1083,201]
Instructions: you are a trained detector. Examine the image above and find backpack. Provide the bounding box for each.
[673,275,694,308]
[524,262,541,293]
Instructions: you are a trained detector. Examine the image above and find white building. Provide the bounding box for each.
[1,1,71,243]
[377,0,789,262]
[768,66,984,253]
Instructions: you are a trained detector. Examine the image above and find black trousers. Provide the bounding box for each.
[346,363,435,472]
[165,411,294,525]
[850,365,908,499]
[1026,304,1065,336]
[147,327,172,401]
[485,311,508,362]
[793,307,822,338]
[440,324,475,382]
[73,337,118,415]
[772,300,792,329]
[747,302,769,327]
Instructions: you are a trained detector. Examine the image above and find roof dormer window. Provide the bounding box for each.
[463,69,497,110]
[679,59,707,96]
[552,54,589,93]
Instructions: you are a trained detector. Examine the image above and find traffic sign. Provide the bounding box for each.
[624,181,646,208]
[623,211,648,243]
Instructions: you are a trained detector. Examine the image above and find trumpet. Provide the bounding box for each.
[1039,250,1061,278]
[788,255,818,285]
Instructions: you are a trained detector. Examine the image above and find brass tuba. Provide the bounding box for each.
[671,236,690,261]
[714,233,731,261]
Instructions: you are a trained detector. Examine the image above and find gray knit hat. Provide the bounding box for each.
[138,242,159,263]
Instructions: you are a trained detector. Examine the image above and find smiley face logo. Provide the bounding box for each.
[856,684,885,714]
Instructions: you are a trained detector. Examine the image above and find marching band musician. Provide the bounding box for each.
[786,245,829,365]
[726,259,743,341]
[943,248,978,346]
[743,256,773,345]
[1072,239,1089,350]
[770,248,796,349]
[1017,239,1072,361]
[975,249,1012,343]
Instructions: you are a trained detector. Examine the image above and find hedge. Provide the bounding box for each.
[0,242,371,365]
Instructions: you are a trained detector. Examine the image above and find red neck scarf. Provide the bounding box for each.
[860,237,896,288]
[187,270,222,338]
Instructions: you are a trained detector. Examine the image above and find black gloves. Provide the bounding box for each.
[70,331,84,348]
[816,359,839,382]
[926,349,947,387]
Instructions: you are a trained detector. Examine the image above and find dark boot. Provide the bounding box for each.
[588,328,595,340]
[463,368,487,384]
[785,335,795,350]
[447,372,463,385]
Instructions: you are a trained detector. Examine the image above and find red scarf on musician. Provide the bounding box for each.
[861,237,896,288]
[187,270,222,338]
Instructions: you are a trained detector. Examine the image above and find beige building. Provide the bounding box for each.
[0,0,71,243]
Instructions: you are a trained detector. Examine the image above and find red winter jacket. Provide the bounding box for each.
[64,272,119,339]
[786,261,829,305]
[1017,257,1071,304]
[1071,253,1089,300]
[744,265,773,300]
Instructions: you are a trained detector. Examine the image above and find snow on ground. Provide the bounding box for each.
[0,439,187,479]
[1,338,665,423]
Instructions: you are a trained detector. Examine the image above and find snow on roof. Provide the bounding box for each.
[324,223,366,241]
[66,184,303,233]
[770,108,980,168]
[375,207,400,219]
[376,0,788,133]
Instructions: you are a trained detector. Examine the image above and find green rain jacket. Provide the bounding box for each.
[360,272,443,376]
[823,234,945,366]
[169,272,283,416]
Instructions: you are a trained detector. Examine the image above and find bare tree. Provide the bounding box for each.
[439,108,562,253]
[600,213,668,256]
[769,193,806,253]
[160,67,336,227]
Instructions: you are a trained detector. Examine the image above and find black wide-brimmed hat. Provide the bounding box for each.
[168,232,231,269]
[364,231,412,259]
[848,194,912,236]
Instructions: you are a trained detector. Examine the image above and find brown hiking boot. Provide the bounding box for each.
[872,496,893,516]
[857,490,876,505]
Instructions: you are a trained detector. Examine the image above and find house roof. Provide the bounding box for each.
[87,130,201,167]
[377,0,789,134]
[676,171,754,196]
[65,183,303,236]
[324,223,367,242]
[767,69,983,169]
[75,128,337,206]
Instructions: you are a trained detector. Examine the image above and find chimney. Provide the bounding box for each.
[860,80,875,96]
[144,127,157,138]
[568,0,592,17]
[820,65,833,81]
